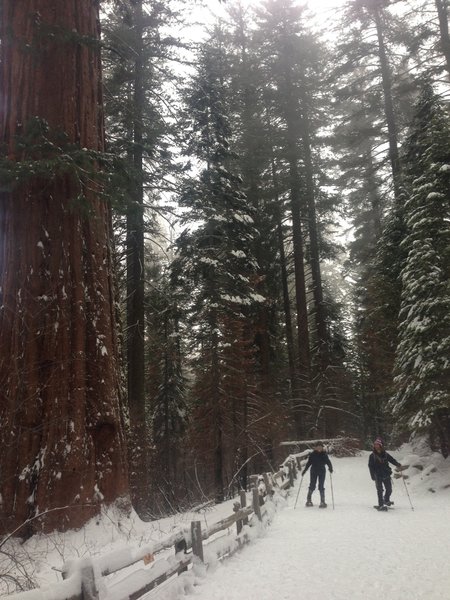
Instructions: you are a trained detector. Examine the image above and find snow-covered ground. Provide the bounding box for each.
[2,440,450,599]
[180,444,450,600]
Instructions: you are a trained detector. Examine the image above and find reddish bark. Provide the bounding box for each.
[0,0,129,534]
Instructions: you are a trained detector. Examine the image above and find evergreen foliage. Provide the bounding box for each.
[146,261,187,510]
[5,0,450,540]
[392,84,450,454]
[171,29,265,500]
[332,0,420,440]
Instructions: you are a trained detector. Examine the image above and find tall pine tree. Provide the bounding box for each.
[392,84,450,456]
[172,28,264,500]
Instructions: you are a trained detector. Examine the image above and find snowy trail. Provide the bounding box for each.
[181,453,450,600]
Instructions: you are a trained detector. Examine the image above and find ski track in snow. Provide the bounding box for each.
[179,453,450,600]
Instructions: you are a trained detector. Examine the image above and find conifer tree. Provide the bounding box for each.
[333,0,418,437]
[254,0,314,433]
[392,84,450,456]
[102,0,183,512]
[147,270,187,510]
[434,0,450,78]
[254,0,343,435]
[172,29,264,500]
[227,5,275,386]
[225,5,295,449]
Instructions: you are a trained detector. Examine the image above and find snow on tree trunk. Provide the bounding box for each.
[0,0,128,534]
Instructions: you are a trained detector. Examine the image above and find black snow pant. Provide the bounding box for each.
[375,475,392,506]
[308,468,326,501]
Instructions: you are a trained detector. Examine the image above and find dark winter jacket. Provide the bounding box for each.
[368,450,400,480]
[302,450,333,475]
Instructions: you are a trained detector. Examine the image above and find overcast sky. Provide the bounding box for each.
[182,0,348,45]
[195,0,347,24]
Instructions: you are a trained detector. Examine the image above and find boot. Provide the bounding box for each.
[319,492,327,508]
[377,492,384,508]
[305,491,313,507]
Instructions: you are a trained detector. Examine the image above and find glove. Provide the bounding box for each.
[301,470,306,476]
[371,476,375,481]
[329,468,333,474]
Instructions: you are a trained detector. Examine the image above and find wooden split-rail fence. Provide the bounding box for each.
[8,458,302,600]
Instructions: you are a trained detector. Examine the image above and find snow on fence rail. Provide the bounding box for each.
[7,461,299,600]
[280,437,361,457]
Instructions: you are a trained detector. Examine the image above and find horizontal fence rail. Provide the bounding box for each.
[7,460,299,600]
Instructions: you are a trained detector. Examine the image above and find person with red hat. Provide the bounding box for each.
[368,438,402,511]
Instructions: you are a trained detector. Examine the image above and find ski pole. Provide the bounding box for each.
[330,471,335,510]
[294,475,304,509]
[401,472,414,511]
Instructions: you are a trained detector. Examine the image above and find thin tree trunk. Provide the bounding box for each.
[163,313,171,486]
[366,150,383,240]
[235,15,272,384]
[276,217,298,392]
[240,386,249,491]
[287,151,311,434]
[126,0,147,515]
[211,314,223,502]
[0,0,128,534]
[268,152,298,397]
[373,3,403,199]
[297,86,329,375]
[435,0,450,79]
[282,60,312,435]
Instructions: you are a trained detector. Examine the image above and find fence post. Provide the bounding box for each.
[174,536,188,573]
[288,461,294,488]
[233,501,243,535]
[80,561,98,600]
[191,521,204,563]
[249,474,259,489]
[271,472,279,490]
[240,490,249,526]
[263,473,273,497]
[292,459,298,480]
[252,487,262,522]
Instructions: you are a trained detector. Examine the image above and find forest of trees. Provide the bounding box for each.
[1,0,450,535]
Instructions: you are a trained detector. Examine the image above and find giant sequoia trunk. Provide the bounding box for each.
[0,0,128,534]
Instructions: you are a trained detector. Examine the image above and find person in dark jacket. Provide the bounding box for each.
[302,441,333,508]
[368,438,402,510]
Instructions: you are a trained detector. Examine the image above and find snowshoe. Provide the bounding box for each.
[374,505,388,511]
[305,500,313,507]
[319,502,327,508]
[385,500,394,506]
